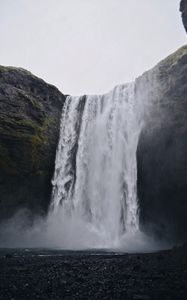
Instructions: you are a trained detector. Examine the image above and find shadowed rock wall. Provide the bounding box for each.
[137,46,187,242]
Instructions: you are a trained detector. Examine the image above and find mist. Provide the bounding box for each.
[0,209,170,252]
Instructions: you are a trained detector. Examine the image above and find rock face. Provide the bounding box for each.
[180,0,187,34]
[137,46,187,242]
[0,66,65,220]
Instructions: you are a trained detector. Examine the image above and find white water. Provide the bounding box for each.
[0,80,170,251]
[51,83,145,248]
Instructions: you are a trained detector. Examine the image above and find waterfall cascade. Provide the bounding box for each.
[51,83,145,248]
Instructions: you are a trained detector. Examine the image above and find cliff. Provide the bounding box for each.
[0,66,65,219]
[137,45,187,242]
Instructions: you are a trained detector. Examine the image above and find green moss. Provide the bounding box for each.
[0,145,18,175]
[30,117,56,169]
[0,116,38,133]
[18,90,44,112]
[0,65,33,76]
[0,64,61,181]
[0,111,57,174]
[30,135,43,170]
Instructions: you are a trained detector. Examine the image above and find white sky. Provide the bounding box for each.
[0,0,186,95]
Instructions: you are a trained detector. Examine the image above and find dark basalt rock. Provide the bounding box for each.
[180,0,187,34]
[0,246,187,299]
[0,66,65,220]
[137,45,187,242]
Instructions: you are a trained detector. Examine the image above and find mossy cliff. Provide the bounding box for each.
[0,66,65,219]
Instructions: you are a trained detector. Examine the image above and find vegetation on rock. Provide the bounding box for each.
[0,66,65,219]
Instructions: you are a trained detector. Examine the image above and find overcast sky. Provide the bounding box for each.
[0,0,186,95]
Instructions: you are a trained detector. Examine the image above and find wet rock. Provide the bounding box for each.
[137,46,187,243]
[0,248,187,300]
[0,66,66,220]
[5,254,13,259]
[133,295,151,300]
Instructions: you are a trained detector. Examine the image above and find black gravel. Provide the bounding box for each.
[0,246,187,300]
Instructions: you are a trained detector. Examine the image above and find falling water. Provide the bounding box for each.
[51,83,144,248]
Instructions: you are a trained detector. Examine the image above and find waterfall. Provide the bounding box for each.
[51,83,144,248]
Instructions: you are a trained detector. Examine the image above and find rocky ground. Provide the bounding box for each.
[0,245,187,300]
